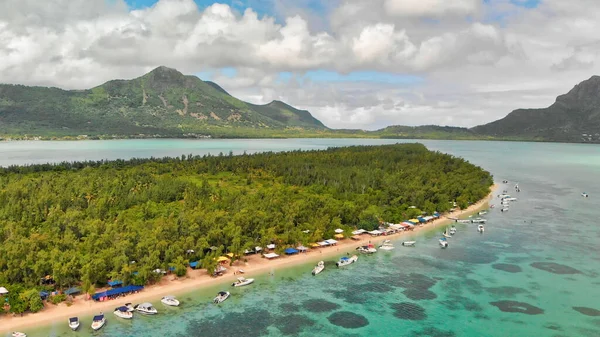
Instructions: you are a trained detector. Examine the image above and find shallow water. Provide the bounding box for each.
[2,139,600,336]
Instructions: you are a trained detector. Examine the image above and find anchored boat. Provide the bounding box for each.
[232,277,254,287]
[68,317,80,331]
[312,261,325,275]
[336,255,358,267]
[213,291,230,304]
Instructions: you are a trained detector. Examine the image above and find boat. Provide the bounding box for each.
[231,277,254,287]
[12,333,27,337]
[312,261,325,275]
[213,291,230,304]
[124,303,135,312]
[505,197,517,201]
[449,226,457,235]
[161,295,180,306]
[91,313,106,331]
[478,210,487,216]
[478,225,485,232]
[471,218,487,223]
[582,192,589,198]
[114,306,133,319]
[501,207,509,212]
[456,219,471,223]
[439,238,448,248]
[401,241,416,246]
[442,228,451,238]
[378,240,395,251]
[356,243,377,254]
[134,302,158,315]
[68,317,80,331]
[336,255,358,267]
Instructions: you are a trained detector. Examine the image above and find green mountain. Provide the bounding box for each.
[0,66,326,138]
[472,75,600,143]
[376,125,479,139]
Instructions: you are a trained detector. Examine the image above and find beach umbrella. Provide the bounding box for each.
[0,287,8,295]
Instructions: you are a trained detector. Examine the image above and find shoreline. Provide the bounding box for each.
[0,183,498,333]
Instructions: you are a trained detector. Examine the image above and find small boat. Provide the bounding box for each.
[505,197,517,201]
[134,302,158,315]
[478,211,487,216]
[356,244,377,254]
[439,238,448,248]
[213,291,230,304]
[12,333,27,337]
[68,317,80,331]
[114,306,133,319]
[402,241,416,247]
[336,255,358,267]
[91,313,106,331]
[442,228,451,238]
[501,207,509,212]
[478,225,485,233]
[161,295,180,306]
[231,277,254,287]
[456,219,471,223]
[471,218,487,223]
[312,261,325,275]
[124,303,135,312]
[449,226,457,235]
[378,240,395,251]
[582,192,589,198]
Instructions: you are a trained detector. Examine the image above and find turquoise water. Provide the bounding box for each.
[2,139,600,336]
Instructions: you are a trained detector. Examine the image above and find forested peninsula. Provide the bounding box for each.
[0,143,492,314]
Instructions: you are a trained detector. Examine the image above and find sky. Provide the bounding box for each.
[1,0,599,130]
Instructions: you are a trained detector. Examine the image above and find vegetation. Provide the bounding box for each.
[0,144,491,313]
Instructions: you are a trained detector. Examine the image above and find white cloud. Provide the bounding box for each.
[0,0,600,129]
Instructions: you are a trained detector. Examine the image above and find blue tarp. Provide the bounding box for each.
[417,217,426,223]
[189,261,199,268]
[433,212,440,217]
[65,287,81,295]
[284,248,299,255]
[92,285,144,300]
[40,291,49,299]
[107,280,123,287]
[169,266,176,271]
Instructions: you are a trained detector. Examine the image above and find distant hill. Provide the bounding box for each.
[0,66,327,138]
[472,76,600,143]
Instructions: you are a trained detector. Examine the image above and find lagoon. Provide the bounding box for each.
[2,139,600,336]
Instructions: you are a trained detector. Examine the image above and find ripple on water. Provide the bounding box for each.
[302,299,341,312]
[530,262,582,275]
[485,286,529,297]
[492,263,522,273]
[402,289,437,300]
[275,314,315,335]
[490,301,544,315]
[391,302,427,321]
[279,303,300,313]
[327,311,369,329]
[409,327,456,337]
[572,307,600,316]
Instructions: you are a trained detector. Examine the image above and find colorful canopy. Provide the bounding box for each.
[284,248,299,254]
[107,280,123,287]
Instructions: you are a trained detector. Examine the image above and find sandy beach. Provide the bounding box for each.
[1,184,497,333]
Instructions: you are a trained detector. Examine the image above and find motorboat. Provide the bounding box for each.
[401,241,416,247]
[356,244,377,254]
[91,313,106,331]
[12,333,27,337]
[442,228,451,238]
[478,210,487,216]
[124,303,135,312]
[501,207,509,212]
[471,218,487,224]
[378,240,395,251]
[161,295,180,306]
[478,225,485,233]
[312,261,325,275]
[134,302,158,315]
[439,238,448,248]
[114,306,133,319]
[582,192,589,198]
[504,197,517,201]
[213,291,230,304]
[68,317,80,331]
[449,226,457,235]
[336,255,358,267]
[231,277,254,287]
[456,219,471,223]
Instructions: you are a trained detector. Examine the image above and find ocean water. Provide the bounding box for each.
[2,139,600,337]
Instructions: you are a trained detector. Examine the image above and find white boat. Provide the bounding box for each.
[114,306,133,319]
[124,303,135,312]
[68,317,80,331]
[449,226,457,235]
[312,261,325,275]
[439,238,448,248]
[442,228,451,238]
[401,241,416,246]
[91,313,106,331]
[471,218,487,223]
[336,255,358,267]
[134,302,158,315]
[582,192,589,198]
[456,219,471,223]
[501,207,509,212]
[478,225,485,232]
[213,291,230,304]
[12,332,27,337]
[161,295,180,306]
[378,240,395,250]
[478,211,487,216]
[231,277,254,287]
[356,245,377,254]
[505,197,517,201]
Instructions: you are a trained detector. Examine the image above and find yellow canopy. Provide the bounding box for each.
[334,234,344,239]
[226,253,234,258]
[310,243,320,248]
[409,219,420,223]
[216,256,230,262]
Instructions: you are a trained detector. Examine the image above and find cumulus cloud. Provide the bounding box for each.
[0,0,600,129]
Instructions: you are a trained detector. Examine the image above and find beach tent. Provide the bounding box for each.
[284,248,299,255]
[65,287,81,296]
[189,261,199,268]
[417,217,426,223]
[296,245,308,252]
[263,253,279,259]
[317,241,330,246]
[108,280,123,287]
[409,219,420,223]
[368,230,383,236]
[0,287,8,295]
[325,239,338,245]
[433,212,440,217]
[92,285,144,301]
[310,243,320,248]
[226,253,234,258]
[266,244,276,250]
[334,228,344,234]
[352,229,366,235]
[406,220,416,225]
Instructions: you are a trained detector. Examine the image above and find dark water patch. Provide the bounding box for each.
[280,303,300,312]
[391,302,427,320]
[327,311,369,329]
[490,301,544,315]
[193,309,272,337]
[409,327,456,337]
[530,262,581,275]
[348,282,394,293]
[486,286,528,297]
[492,263,522,273]
[302,299,340,313]
[573,307,600,316]
[402,289,437,300]
[391,256,452,271]
[331,290,367,304]
[544,323,563,331]
[474,313,490,320]
[441,295,483,312]
[275,314,315,335]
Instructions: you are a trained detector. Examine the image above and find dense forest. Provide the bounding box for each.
[0,143,492,313]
